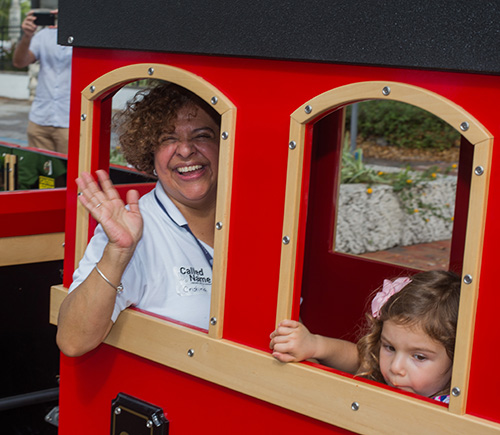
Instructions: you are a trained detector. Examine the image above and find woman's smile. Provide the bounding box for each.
[155,104,220,211]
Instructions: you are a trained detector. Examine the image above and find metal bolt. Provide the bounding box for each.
[282,236,290,245]
[289,141,296,150]
[211,96,218,105]
[215,222,223,230]
[460,121,470,131]
[210,317,217,325]
[351,402,360,411]
[474,166,484,176]
[146,420,153,428]
[148,67,154,76]
[187,348,195,357]
[114,407,121,415]
[463,274,472,284]
[221,131,229,140]
[451,387,461,397]
[304,105,312,114]
[382,86,391,96]
[89,85,95,93]
[67,36,74,44]
[81,114,87,121]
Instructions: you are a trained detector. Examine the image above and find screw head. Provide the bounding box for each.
[282,236,290,245]
[474,166,484,176]
[81,114,87,121]
[304,105,312,114]
[114,407,121,415]
[451,387,461,397]
[146,420,153,428]
[148,67,154,76]
[89,85,95,93]
[460,121,470,131]
[351,402,360,411]
[289,141,297,150]
[215,222,223,230]
[382,86,391,96]
[221,131,229,140]
[211,96,218,105]
[463,274,473,284]
[187,348,195,357]
[210,317,217,325]
[67,36,74,44]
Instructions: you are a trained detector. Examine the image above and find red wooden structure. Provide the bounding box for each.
[6,0,500,433]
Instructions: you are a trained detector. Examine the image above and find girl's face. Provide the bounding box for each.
[379,320,452,398]
[154,104,220,212]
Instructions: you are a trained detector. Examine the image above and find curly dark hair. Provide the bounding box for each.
[114,81,220,175]
[356,270,461,392]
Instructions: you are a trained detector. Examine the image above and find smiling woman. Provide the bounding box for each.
[56,82,222,357]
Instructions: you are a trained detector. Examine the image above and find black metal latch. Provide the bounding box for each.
[111,393,169,434]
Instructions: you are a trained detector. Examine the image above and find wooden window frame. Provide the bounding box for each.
[73,63,236,339]
[277,81,494,424]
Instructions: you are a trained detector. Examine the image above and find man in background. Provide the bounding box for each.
[13,9,72,154]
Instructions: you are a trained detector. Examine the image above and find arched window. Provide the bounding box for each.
[73,63,236,338]
[277,81,492,415]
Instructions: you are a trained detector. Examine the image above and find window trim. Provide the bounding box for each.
[75,63,236,339]
[277,81,493,416]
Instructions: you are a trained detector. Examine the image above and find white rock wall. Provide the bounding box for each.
[335,177,456,254]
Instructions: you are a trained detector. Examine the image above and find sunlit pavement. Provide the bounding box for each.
[360,239,451,270]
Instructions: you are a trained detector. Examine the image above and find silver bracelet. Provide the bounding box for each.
[94,263,123,294]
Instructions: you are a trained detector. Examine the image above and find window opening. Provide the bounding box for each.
[336,100,463,271]
[74,64,235,340]
[300,99,470,355]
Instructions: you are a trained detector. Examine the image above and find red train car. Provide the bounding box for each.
[40,0,500,433]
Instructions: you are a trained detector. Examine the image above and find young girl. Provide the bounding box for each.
[269,270,461,403]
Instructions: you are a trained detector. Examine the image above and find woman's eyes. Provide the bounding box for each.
[160,134,214,143]
[195,133,215,140]
[160,136,176,143]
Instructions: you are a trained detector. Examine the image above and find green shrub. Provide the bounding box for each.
[346,100,460,150]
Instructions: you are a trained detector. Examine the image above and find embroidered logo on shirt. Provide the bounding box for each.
[175,266,211,296]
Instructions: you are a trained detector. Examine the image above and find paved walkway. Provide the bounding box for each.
[360,239,451,270]
[0,97,30,146]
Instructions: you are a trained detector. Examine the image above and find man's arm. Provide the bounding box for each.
[13,11,37,68]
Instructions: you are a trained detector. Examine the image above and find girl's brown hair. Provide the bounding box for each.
[356,270,461,388]
[114,81,220,175]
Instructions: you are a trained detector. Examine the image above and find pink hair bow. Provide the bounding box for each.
[371,277,411,318]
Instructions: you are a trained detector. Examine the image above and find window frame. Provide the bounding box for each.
[75,63,236,339]
[276,81,493,416]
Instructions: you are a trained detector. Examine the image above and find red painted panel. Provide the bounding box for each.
[58,346,354,434]
[0,189,65,237]
[59,46,500,428]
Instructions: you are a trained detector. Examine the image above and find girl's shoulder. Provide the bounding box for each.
[433,394,450,404]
